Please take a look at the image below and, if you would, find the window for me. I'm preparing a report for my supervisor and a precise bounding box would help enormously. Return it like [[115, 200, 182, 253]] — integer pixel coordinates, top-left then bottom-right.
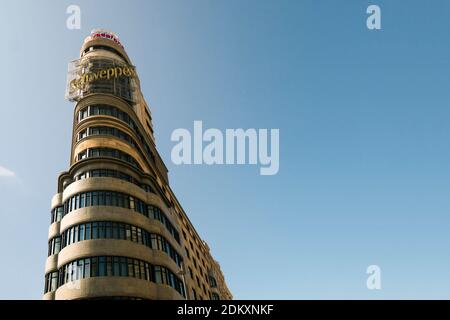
[[209, 276, 218, 288], [51, 206, 64, 223], [44, 271, 58, 294], [48, 237, 61, 256], [78, 129, 87, 141], [211, 293, 220, 300]]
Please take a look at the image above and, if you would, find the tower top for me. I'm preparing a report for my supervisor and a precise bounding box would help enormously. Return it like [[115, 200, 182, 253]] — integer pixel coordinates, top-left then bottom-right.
[[84, 29, 124, 48]]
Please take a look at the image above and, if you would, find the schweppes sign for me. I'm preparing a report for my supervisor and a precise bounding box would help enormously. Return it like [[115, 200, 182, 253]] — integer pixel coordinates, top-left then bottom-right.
[[65, 58, 137, 102], [70, 64, 137, 90]]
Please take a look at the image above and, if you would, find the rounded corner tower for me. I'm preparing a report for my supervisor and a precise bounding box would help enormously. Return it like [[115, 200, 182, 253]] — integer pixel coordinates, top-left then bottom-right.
[[43, 29, 232, 301]]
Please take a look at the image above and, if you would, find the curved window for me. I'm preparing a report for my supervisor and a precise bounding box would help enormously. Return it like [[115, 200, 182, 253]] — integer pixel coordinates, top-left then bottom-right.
[[77, 148, 141, 170], [60, 221, 182, 267], [62, 190, 180, 243], [57, 256, 185, 297], [50, 206, 64, 223], [44, 271, 58, 294], [78, 105, 155, 162], [48, 237, 62, 256], [83, 45, 128, 63], [75, 169, 154, 193]]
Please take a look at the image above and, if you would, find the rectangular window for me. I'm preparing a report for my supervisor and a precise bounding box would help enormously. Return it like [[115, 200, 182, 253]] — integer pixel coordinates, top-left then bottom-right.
[[73, 225, 79, 242], [54, 237, 61, 254], [113, 257, 120, 276], [134, 261, 140, 279], [119, 224, 125, 240], [80, 193, 85, 208], [168, 272, 175, 288], [105, 191, 111, 206], [145, 263, 151, 281], [112, 222, 119, 239], [50, 272, 58, 292], [92, 192, 99, 206], [85, 192, 91, 207], [99, 191, 105, 206], [117, 193, 124, 208], [154, 266, 163, 284], [98, 222, 106, 238], [106, 257, 113, 276], [56, 206, 63, 222], [78, 259, 84, 279], [137, 228, 143, 244], [140, 261, 145, 280], [131, 226, 137, 242], [84, 258, 90, 278], [125, 225, 131, 241], [120, 257, 127, 276], [105, 222, 112, 238], [150, 234, 158, 249], [92, 222, 98, 239], [85, 223, 91, 240], [128, 259, 135, 277], [135, 199, 142, 213], [79, 224, 85, 241], [99, 257, 106, 277]]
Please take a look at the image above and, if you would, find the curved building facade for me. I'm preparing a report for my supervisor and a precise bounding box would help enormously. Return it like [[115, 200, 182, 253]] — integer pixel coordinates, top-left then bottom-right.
[[43, 30, 232, 300]]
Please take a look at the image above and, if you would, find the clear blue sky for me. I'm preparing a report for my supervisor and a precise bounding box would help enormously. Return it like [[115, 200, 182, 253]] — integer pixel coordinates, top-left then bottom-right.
[[1, 0, 450, 299]]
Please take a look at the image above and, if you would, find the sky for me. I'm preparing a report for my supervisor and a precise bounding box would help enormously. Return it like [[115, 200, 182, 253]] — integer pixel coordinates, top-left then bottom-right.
[[1, 0, 450, 299]]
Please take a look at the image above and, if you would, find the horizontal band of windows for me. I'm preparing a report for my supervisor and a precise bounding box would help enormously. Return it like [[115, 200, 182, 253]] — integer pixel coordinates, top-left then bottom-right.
[[78, 105, 155, 162], [77, 126, 153, 168], [62, 190, 180, 243], [77, 126, 137, 148], [47, 255, 185, 297], [83, 46, 128, 63], [63, 168, 154, 193], [77, 148, 142, 170], [49, 221, 182, 267]]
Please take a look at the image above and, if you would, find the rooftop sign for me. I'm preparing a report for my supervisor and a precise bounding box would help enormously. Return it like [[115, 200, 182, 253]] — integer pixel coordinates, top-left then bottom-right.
[[65, 57, 136, 102], [88, 29, 124, 48]]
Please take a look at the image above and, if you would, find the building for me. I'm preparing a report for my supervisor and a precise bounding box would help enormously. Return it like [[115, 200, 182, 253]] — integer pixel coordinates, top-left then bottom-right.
[[43, 29, 232, 300]]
